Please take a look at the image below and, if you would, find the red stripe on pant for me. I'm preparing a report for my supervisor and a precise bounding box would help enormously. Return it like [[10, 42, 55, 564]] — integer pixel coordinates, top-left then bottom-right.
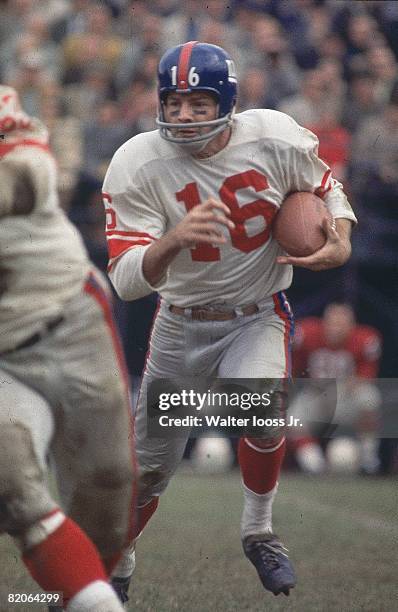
[[84, 272, 137, 567], [272, 292, 294, 378]]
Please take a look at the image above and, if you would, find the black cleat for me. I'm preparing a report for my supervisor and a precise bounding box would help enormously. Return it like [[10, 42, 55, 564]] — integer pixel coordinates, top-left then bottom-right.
[[243, 533, 296, 596], [112, 574, 132, 604]]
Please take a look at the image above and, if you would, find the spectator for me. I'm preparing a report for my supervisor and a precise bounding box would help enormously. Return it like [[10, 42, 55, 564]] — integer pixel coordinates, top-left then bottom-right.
[[366, 44, 398, 104], [344, 12, 385, 62], [317, 31, 347, 66], [350, 93, 398, 219], [83, 99, 128, 181], [245, 15, 300, 105], [62, 2, 126, 83], [310, 109, 351, 183], [341, 70, 383, 134], [238, 67, 277, 111], [278, 68, 329, 127], [23, 13, 63, 81], [160, 1, 205, 48], [7, 53, 56, 118], [39, 89, 83, 208], [115, 14, 165, 92], [51, 0, 91, 43], [63, 61, 113, 121]]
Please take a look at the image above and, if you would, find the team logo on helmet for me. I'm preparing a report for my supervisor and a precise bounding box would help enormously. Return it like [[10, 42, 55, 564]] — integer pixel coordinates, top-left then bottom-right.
[[156, 41, 238, 145]]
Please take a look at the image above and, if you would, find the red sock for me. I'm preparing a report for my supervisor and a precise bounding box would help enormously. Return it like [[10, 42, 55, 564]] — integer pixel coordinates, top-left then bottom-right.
[[23, 516, 107, 602], [238, 437, 286, 494], [133, 497, 159, 539]]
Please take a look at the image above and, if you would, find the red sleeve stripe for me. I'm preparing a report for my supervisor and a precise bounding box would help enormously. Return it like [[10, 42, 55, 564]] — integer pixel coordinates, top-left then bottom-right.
[[177, 41, 198, 89], [107, 237, 151, 259], [107, 243, 147, 272], [102, 191, 112, 203], [315, 169, 332, 198], [106, 230, 156, 240]]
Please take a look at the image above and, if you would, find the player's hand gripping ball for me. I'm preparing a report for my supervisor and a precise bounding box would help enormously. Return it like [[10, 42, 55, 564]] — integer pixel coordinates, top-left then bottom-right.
[[273, 192, 332, 257]]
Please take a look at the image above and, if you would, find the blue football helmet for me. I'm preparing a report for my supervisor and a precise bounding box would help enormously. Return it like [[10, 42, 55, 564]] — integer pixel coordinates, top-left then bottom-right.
[[156, 41, 238, 145]]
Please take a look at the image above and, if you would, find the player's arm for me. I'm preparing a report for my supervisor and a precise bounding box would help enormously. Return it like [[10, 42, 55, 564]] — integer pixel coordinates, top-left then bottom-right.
[[277, 123, 356, 271], [142, 198, 234, 286], [278, 217, 352, 271], [103, 150, 233, 299]]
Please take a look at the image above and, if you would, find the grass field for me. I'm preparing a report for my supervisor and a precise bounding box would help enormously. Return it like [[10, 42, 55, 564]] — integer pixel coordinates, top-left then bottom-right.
[[0, 469, 397, 612]]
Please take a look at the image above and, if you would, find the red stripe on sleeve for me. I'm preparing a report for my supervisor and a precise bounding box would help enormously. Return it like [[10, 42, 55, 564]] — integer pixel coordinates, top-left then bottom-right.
[[107, 238, 151, 260], [315, 169, 332, 198], [177, 41, 198, 89]]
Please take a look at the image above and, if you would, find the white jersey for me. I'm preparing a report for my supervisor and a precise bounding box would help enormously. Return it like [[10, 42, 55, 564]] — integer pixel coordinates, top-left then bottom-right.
[[0, 141, 90, 352], [103, 109, 357, 307]]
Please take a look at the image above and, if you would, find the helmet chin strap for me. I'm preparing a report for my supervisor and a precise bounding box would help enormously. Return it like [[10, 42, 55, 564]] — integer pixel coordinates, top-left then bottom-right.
[[156, 107, 235, 153]]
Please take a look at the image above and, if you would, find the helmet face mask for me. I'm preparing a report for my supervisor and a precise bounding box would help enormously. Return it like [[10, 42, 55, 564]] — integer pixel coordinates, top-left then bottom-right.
[[156, 41, 238, 146]]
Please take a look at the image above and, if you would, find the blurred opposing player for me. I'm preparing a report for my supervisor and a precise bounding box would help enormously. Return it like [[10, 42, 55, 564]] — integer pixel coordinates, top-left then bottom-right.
[[103, 42, 357, 600], [290, 303, 382, 474], [0, 86, 135, 611]]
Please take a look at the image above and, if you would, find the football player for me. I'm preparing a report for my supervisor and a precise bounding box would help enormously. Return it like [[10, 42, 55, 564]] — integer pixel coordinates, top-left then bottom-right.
[[0, 86, 135, 611], [103, 42, 357, 601], [290, 303, 382, 474]]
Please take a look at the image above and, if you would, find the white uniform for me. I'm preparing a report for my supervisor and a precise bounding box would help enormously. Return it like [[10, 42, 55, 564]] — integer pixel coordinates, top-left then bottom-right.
[[0, 142, 90, 351], [0, 88, 134, 560], [103, 109, 356, 305], [103, 109, 357, 505]]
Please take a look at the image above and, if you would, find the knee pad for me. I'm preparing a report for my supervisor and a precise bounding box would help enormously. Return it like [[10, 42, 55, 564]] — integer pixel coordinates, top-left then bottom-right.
[[0, 423, 55, 534]]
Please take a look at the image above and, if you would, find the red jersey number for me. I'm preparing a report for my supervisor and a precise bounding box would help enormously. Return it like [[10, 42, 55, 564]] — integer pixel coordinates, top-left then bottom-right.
[[176, 182, 220, 261], [102, 192, 117, 230], [176, 170, 276, 262]]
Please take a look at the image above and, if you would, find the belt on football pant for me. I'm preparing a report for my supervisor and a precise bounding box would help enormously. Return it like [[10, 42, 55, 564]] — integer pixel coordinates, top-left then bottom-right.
[[0, 315, 64, 356], [168, 303, 259, 321]]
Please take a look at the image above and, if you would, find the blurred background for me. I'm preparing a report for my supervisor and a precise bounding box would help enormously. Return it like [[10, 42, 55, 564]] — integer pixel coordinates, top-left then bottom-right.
[[1, 0, 397, 475]]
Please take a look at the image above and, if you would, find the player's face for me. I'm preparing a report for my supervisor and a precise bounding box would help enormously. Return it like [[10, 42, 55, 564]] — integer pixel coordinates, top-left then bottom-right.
[[163, 91, 218, 138], [323, 305, 355, 346]]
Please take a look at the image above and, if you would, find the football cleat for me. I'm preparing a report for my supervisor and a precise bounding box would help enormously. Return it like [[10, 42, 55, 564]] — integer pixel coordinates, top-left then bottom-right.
[[242, 533, 296, 596], [111, 574, 132, 604]]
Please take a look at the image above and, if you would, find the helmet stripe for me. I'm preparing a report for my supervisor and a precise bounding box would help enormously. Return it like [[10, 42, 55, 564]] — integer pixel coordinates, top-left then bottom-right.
[[177, 40, 198, 89]]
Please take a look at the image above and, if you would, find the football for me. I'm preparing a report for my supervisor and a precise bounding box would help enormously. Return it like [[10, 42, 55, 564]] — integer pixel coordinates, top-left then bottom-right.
[[273, 191, 331, 257]]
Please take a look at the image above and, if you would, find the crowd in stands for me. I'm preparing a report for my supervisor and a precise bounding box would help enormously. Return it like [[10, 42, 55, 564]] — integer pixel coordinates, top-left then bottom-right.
[[1, 0, 397, 392]]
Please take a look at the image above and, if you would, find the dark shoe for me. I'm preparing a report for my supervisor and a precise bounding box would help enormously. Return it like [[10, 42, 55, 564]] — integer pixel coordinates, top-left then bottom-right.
[[112, 574, 132, 604], [243, 533, 296, 596]]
